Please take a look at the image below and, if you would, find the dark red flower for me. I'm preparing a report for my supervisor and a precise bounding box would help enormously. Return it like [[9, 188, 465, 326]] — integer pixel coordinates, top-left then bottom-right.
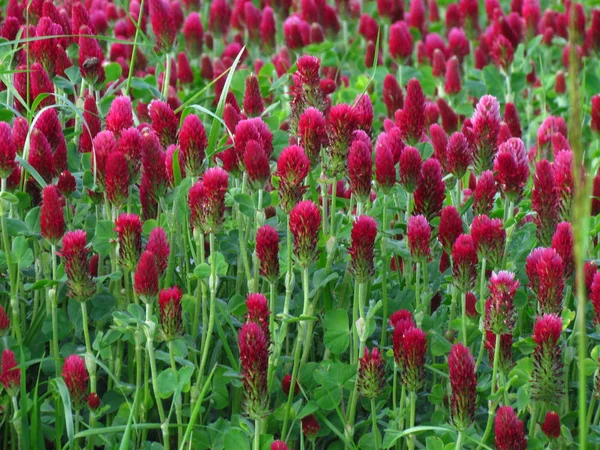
[[234, 118, 274, 169], [445, 57, 462, 95], [473, 171, 496, 216], [147, 227, 170, 276], [452, 234, 478, 293], [302, 414, 320, 438], [57, 171, 76, 197], [62, 355, 89, 410], [281, 373, 299, 396], [531, 313, 563, 404], [398, 326, 427, 391], [239, 322, 269, 419], [40, 185, 65, 244], [375, 136, 396, 193], [349, 216, 377, 282], [88, 392, 101, 410], [382, 74, 403, 118], [158, 286, 183, 340], [289, 200, 321, 267], [0, 122, 16, 178], [260, 7, 276, 49], [149, 100, 179, 147], [471, 215, 505, 269], [397, 79, 425, 145], [357, 347, 386, 398], [105, 151, 130, 208], [398, 146, 422, 193], [492, 35, 514, 71], [61, 230, 94, 302], [494, 138, 529, 204], [0, 305, 9, 337], [115, 213, 142, 271], [183, 12, 203, 55], [390, 310, 415, 330], [495, 406, 527, 450], [448, 343, 477, 431], [149, 0, 175, 53], [471, 95, 501, 173], [141, 130, 168, 202], [414, 158, 446, 221], [347, 139, 372, 202], [297, 107, 327, 166], [503, 102, 521, 138], [389, 21, 413, 61], [326, 104, 359, 177], [526, 247, 564, 315], [78, 25, 105, 85], [29, 129, 55, 183], [484, 271, 519, 335], [438, 206, 463, 253], [0, 349, 20, 396], [447, 132, 472, 179], [590, 271, 600, 325], [256, 225, 279, 283], [531, 160, 559, 246], [243, 74, 264, 117], [271, 441, 289, 450], [437, 98, 459, 133], [134, 251, 159, 302], [541, 411, 561, 439], [276, 145, 310, 212], [246, 293, 270, 344], [407, 215, 431, 261], [485, 331, 513, 370], [106, 96, 133, 136], [177, 114, 206, 177], [551, 222, 573, 279], [188, 167, 229, 234]]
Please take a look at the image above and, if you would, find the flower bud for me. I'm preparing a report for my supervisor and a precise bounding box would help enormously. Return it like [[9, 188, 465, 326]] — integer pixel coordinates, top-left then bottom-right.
[[448, 343, 477, 431], [159, 286, 183, 340], [357, 347, 386, 398]]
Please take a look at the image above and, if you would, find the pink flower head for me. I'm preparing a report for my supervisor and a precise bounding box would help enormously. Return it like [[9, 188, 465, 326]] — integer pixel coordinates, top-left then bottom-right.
[[445, 57, 462, 95], [134, 251, 159, 302], [271, 441, 289, 450], [407, 215, 431, 261], [471, 95, 501, 173], [357, 347, 386, 398], [0, 122, 16, 178], [106, 96, 133, 136], [504, 103, 521, 138], [188, 167, 229, 234], [398, 146, 422, 193], [62, 355, 89, 410], [243, 141, 270, 191], [354, 94, 374, 135], [347, 139, 372, 202], [531, 159, 559, 246], [149, 0, 175, 53], [493, 138, 529, 204], [256, 225, 279, 283], [28, 128, 55, 183], [238, 322, 269, 419], [398, 326, 427, 391], [78, 25, 105, 86], [61, 231, 94, 301], [0, 349, 20, 396], [289, 200, 321, 267], [526, 247, 564, 315], [473, 171, 496, 216], [495, 406, 527, 450], [115, 213, 142, 271], [389, 21, 413, 61], [40, 185, 65, 244], [349, 215, 378, 282], [149, 100, 179, 147], [492, 35, 514, 71], [158, 286, 183, 340], [234, 118, 274, 168], [591, 95, 600, 134], [398, 79, 426, 145], [390, 310, 415, 330], [531, 313, 563, 404], [439, 206, 463, 253], [208, 0, 230, 35], [590, 271, 600, 326], [447, 132, 472, 179], [484, 271, 518, 335], [105, 151, 130, 208], [326, 103, 359, 177], [471, 215, 505, 269], [246, 293, 270, 344], [147, 227, 170, 275], [179, 114, 207, 177], [448, 343, 477, 431], [522, 0, 540, 37], [243, 74, 264, 117], [553, 150, 573, 220], [414, 158, 446, 221], [541, 411, 561, 439], [375, 136, 396, 193], [452, 234, 478, 293], [298, 107, 327, 167], [551, 222, 573, 279], [383, 74, 403, 118], [261, 7, 276, 49], [183, 12, 203, 55], [276, 145, 310, 212], [141, 130, 168, 202]]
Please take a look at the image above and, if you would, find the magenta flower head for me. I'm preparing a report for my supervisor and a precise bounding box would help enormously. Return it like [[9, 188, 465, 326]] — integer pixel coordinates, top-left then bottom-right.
[[40, 185, 65, 245], [471, 95, 501, 173], [399, 146, 422, 193], [484, 271, 519, 335], [541, 411, 561, 439], [57, 171, 76, 198], [261, 7, 276, 50], [188, 167, 229, 234], [149, 0, 176, 53], [492, 35, 514, 71], [349, 215, 377, 282], [326, 103, 359, 177], [106, 96, 133, 137], [62, 355, 89, 410], [383, 74, 403, 118], [504, 103, 522, 138], [78, 25, 105, 86], [179, 114, 207, 177], [149, 100, 179, 147], [390, 310, 415, 331], [114, 213, 142, 272], [147, 227, 170, 276], [357, 347, 386, 398], [389, 21, 413, 62], [271, 441, 289, 450], [551, 222, 573, 279], [553, 150, 573, 221], [134, 250, 159, 303], [439, 205, 464, 257], [430, 124, 449, 173], [0, 122, 16, 178], [276, 145, 310, 212], [591, 272, 600, 326], [243, 74, 264, 117], [531, 159, 559, 246], [447, 132, 472, 179], [28, 130, 55, 183], [452, 234, 478, 293], [0, 349, 21, 397], [448, 343, 477, 431], [61, 231, 94, 302], [289, 200, 321, 268], [105, 152, 130, 209], [246, 293, 270, 345], [493, 138, 529, 204], [256, 225, 279, 283], [526, 247, 564, 315], [183, 12, 203, 55], [473, 171, 496, 216], [297, 107, 327, 167], [158, 286, 183, 340], [495, 406, 527, 450], [471, 215, 505, 269], [414, 158, 446, 221], [234, 118, 274, 170], [398, 326, 427, 391], [347, 139, 372, 203], [88, 392, 101, 411], [238, 322, 269, 419], [407, 215, 431, 261], [302, 414, 320, 439], [531, 313, 564, 405], [445, 56, 462, 95], [375, 136, 396, 193], [244, 141, 270, 191], [591, 95, 600, 134], [398, 79, 426, 145], [0, 305, 9, 337]]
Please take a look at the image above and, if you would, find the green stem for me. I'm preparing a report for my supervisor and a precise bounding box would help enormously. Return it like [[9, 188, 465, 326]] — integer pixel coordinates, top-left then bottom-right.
[[415, 262, 421, 326], [370, 398, 380, 449], [330, 179, 337, 237], [50, 289, 61, 375], [528, 405, 538, 438], [408, 391, 416, 450], [124, 0, 145, 96], [380, 194, 389, 346], [392, 362, 398, 417], [134, 330, 143, 444], [254, 419, 261, 450], [460, 292, 467, 345], [192, 231, 206, 341], [81, 302, 97, 450], [162, 53, 172, 100], [197, 233, 217, 389], [168, 340, 183, 447], [267, 281, 277, 392], [477, 334, 501, 449], [455, 431, 463, 450]]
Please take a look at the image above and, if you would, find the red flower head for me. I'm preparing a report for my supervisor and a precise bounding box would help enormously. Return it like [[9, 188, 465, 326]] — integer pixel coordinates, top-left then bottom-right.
[[437, 98, 459, 133], [447, 132, 472, 179], [414, 158, 446, 221], [260, 7, 276, 50], [389, 21, 413, 61], [256, 225, 279, 283], [149, 0, 175, 53], [471, 95, 501, 173], [238, 322, 269, 419], [15, 62, 55, 113], [349, 215, 377, 282], [188, 167, 229, 234], [347, 139, 372, 203], [62, 355, 89, 410], [495, 406, 527, 450], [178, 114, 207, 178], [354, 94, 374, 135], [473, 171, 496, 216], [57, 170, 76, 197], [390, 310, 415, 330], [177, 52, 193, 85], [276, 145, 310, 212], [158, 286, 183, 340], [592, 95, 600, 134], [375, 136, 396, 193], [551, 222, 573, 279], [11, 117, 28, 154], [522, 0, 540, 37], [430, 124, 449, 172], [134, 251, 159, 303], [302, 414, 320, 438], [531, 160, 559, 246], [0, 122, 16, 178], [149, 100, 179, 147], [141, 130, 168, 202], [246, 293, 270, 344], [357, 347, 386, 398], [106, 96, 133, 137], [541, 411, 561, 439], [492, 35, 514, 71], [78, 25, 105, 86], [40, 185, 65, 244], [115, 213, 142, 271], [398, 146, 422, 193], [494, 138, 529, 204], [398, 326, 427, 391], [244, 141, 270, 191], [526, 247, 564, 314], [183, 12, 203, 55], [147, 227, 170, 276], [444, 57, 462, 95], [439, 206, 463, 254], [289, 200, 321, 267], [243, 74, 264, 117], [271, 441, 289, 450], [452, 234, 478, 293], [471, 215, 505, 269], [398, 79, 426, 145], [61, 230, 94, 302], [503, 103, 521, 138], [407, 215, 431, 261], [29, 129, 55, 183], [0, 349, 20, 396], [298, 107, 327, 167], [208, 0, 230, 35], [326, 103, 359, 177], [553, 150, 573, 221], [281, 373, 299, 396], [0, 305, 9, 337], [234, 118, 274, 169], [531, 313, 564, 404], [484, 271, 518, 335], [382, 74, 403, 118], [448, 343, 477, 431], [88, 392, 101, 410], [105, 151, 130, 208], [590, 271, 600, 326], [35, 108, 67, 176]]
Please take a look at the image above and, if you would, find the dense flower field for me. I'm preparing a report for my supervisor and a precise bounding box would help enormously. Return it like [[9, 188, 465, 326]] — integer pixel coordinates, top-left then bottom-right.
[[0, 0, 599, 448]]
